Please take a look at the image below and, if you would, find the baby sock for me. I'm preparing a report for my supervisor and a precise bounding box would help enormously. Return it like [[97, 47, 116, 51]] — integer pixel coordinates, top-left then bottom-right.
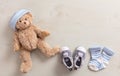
[[88, 46, 105, 71], [101, 47, 114, 67]]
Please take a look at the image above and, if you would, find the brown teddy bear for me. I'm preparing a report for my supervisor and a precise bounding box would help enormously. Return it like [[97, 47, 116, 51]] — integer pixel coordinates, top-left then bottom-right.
[[9, 9, 60, 73]]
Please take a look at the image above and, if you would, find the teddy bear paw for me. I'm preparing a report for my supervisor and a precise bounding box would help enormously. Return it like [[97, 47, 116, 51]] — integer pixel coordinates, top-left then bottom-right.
[[20, 62, 32, 73]]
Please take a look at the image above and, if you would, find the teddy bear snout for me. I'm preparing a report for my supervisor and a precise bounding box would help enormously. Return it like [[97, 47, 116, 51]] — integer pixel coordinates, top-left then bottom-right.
[[22, 21, 29, 25]]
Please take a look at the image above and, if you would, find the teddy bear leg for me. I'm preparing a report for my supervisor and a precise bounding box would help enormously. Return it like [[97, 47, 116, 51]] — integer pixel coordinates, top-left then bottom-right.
[[20, 49, 32, 73], [37, 39, 60, 57]]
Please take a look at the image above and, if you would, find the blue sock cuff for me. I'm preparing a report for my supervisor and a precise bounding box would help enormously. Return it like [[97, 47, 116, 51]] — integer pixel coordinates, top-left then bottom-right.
[[89, 47, 101, 55], [102, 47, 114, 56]]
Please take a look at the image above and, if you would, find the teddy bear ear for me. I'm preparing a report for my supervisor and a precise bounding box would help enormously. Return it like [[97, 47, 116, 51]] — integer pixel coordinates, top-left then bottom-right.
[[27, 12, 32, 17]]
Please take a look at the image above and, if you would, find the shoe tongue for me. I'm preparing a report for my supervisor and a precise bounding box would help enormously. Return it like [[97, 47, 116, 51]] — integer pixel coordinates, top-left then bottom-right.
[[65, 58, 70, 62], [77, 57, 81, 61], [78, 52, 84, 57], [63, 52, 69, 56], [76, 57, 82, 66], [64, 57, 72, 67]]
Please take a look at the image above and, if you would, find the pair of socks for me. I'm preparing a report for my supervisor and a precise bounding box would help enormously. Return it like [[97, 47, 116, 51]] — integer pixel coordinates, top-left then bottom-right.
[[88, 46, 114, 71], [61, 46, 86, 71]]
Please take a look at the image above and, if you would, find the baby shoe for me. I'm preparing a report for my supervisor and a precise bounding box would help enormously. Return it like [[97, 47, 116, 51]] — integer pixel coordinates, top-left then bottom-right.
[[61, 46, 73, 71], [73, 46, 86, 70]]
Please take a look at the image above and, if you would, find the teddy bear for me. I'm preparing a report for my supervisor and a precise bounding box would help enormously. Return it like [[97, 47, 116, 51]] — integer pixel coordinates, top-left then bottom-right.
[[9, 9, 60, 73]]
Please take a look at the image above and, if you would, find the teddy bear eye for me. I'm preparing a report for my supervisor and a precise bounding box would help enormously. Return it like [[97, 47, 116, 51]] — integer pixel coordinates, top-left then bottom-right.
[[19, 20, 21, 22], [25, 18, 27, 20]]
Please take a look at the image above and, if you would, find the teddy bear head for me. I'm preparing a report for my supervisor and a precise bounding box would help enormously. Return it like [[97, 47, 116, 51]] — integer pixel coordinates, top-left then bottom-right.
[[16, 13, 32, 30], [10, 9, 33, 31]]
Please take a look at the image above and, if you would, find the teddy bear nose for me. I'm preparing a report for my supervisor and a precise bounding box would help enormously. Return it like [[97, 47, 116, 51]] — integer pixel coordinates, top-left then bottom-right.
[[24, 22, 26, 24]]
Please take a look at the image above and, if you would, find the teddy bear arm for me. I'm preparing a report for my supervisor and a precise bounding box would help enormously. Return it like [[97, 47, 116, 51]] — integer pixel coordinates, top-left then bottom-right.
[[13, 32, 21, 52], [41, 30, 50, 37], [33, 25, 50, 39]]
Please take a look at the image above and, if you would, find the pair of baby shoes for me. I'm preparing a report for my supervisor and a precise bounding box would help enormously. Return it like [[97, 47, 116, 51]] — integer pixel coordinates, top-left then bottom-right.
[[61, 46, 86, 71]]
